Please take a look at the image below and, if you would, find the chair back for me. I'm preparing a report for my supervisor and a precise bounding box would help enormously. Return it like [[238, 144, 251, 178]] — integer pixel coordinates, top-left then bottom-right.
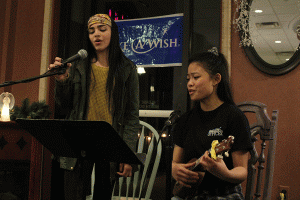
[[237, 101, 279, 200], [112, 120, 162, 200]]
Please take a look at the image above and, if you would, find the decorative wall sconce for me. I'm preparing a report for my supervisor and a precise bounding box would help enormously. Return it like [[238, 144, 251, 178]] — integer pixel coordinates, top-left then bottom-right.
[[0, 92, 15, 121]]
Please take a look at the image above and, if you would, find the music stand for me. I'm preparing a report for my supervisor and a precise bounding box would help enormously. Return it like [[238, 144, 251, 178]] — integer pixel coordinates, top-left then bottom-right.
[[16, 119, 145, 165]]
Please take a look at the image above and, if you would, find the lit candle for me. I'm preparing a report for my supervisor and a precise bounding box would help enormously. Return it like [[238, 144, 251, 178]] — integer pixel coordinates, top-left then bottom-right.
[[0, 92, 14, 122], [1, 96, 11, 121]]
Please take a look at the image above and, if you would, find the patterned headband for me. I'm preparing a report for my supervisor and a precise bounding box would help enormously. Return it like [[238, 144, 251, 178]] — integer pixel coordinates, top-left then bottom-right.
[[88, 14, 112, 28]]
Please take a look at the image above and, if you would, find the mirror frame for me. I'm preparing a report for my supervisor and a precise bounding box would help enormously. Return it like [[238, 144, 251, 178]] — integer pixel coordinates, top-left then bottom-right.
[[237, 0, 300, 76]]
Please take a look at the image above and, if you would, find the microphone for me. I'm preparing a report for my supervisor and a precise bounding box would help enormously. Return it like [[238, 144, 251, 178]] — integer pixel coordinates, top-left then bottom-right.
[[61, 49, 88, 65], [50, 49, 88, 74], [165, 110, 181, 126]]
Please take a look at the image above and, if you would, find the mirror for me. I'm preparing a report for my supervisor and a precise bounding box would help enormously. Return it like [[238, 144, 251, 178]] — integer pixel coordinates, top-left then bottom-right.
[[235, 0, 300, 75]]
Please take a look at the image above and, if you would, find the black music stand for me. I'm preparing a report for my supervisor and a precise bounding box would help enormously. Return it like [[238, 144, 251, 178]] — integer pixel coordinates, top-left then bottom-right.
[[16, 119, 145, 165]]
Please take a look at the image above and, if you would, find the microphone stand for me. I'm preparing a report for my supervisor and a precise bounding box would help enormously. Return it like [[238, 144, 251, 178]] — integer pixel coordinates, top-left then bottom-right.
[[157, 112, 180, 200], [0, 67, 67, 88], [161, 123, 173, 200], [138, 111, 180, 200], [138, 119, 174, 200]]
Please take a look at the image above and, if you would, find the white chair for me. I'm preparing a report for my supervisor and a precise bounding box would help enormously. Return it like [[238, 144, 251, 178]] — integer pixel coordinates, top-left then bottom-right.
[[111, 120, 162, 200], [87, 120, 162, 200]]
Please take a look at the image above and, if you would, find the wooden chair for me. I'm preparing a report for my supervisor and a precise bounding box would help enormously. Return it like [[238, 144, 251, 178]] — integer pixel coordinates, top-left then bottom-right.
[[111, 120, 162, 200], [237, 101, 279, 200]]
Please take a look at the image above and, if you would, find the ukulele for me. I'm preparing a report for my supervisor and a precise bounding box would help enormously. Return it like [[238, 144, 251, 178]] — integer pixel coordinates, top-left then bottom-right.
[[172, 135, 235, 199]]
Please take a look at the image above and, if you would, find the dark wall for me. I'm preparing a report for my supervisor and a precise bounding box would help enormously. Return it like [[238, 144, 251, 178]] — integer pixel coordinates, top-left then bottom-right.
[[192, 0, 221, 54]]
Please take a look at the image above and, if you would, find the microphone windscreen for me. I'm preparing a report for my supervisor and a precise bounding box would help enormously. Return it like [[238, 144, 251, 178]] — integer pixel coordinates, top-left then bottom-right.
[[78, 49, 88, 59]]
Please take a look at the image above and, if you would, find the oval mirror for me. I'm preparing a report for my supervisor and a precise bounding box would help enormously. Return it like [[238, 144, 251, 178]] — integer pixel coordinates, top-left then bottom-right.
[[237, 0, 300, 75]]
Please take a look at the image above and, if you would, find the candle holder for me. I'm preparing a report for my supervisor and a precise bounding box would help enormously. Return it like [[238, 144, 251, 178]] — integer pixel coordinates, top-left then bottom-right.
[[0, 92, 15, 121]]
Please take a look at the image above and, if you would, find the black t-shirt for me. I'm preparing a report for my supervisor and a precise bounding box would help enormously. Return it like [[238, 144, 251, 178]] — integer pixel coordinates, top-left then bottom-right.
[[173, 102, 253, 194]]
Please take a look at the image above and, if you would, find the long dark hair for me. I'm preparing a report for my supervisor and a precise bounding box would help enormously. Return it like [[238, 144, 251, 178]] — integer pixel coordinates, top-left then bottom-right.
[[86, 16, 128, 114], [188, 51, 235, 105]]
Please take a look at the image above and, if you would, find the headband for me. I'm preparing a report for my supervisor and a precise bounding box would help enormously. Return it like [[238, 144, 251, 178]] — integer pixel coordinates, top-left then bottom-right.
[[88, 14, 112, 28]]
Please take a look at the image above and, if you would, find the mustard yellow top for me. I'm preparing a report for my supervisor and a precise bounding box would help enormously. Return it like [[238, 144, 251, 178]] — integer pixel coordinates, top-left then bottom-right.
[[87, 63, 112, 125]]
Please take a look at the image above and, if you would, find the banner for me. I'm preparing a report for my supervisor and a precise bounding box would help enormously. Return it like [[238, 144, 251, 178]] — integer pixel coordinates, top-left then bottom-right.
[[116, 14, 183, 67]]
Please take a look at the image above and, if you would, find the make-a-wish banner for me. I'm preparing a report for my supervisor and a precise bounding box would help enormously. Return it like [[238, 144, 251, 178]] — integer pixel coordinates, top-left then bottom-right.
[[116, 13, 183, 67]]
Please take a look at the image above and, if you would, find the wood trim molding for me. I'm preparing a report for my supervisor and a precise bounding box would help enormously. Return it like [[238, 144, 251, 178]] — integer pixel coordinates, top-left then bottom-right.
[[221, 0, 232, 76], [39, 0, 53, 102]]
